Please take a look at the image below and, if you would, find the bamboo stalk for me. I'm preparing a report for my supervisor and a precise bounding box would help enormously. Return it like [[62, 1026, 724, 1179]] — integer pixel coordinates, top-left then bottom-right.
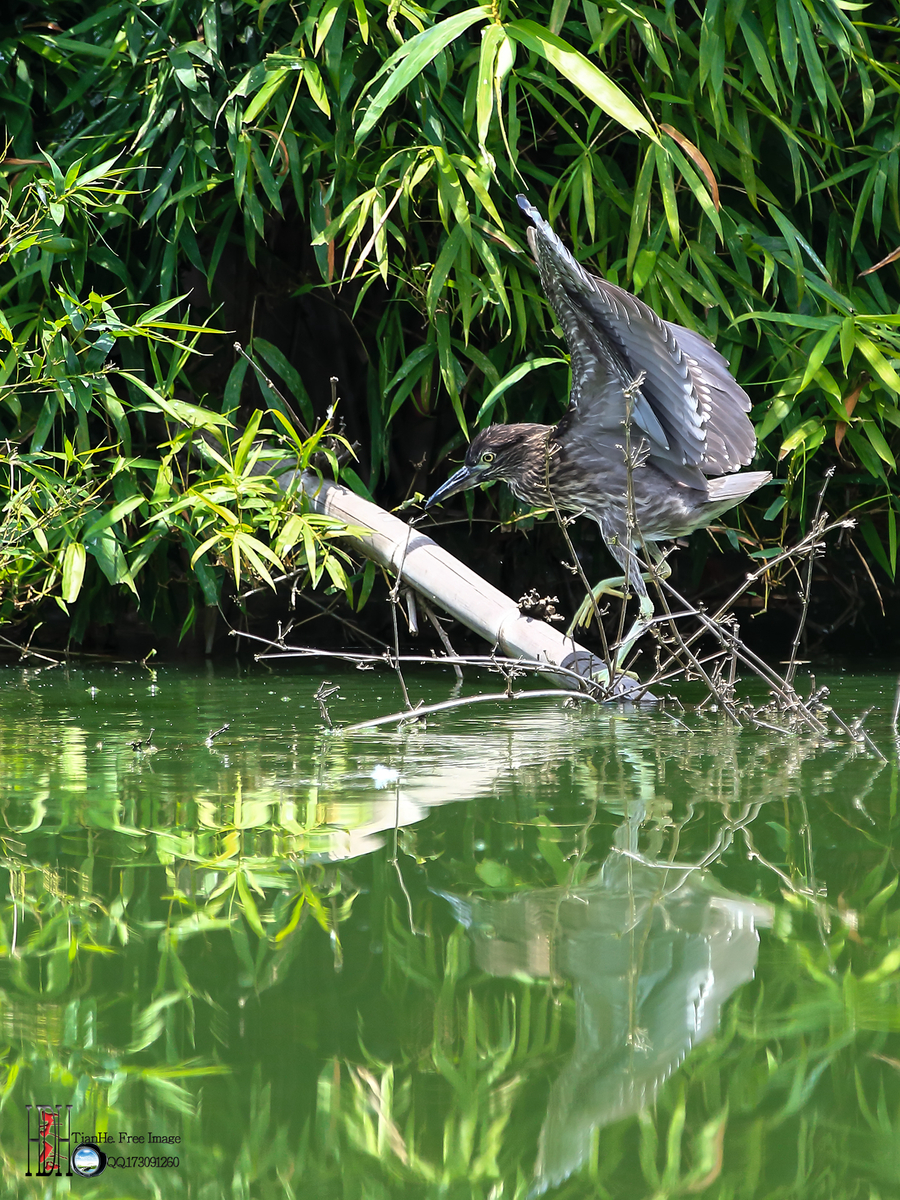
[[277, 468, 648, 701]]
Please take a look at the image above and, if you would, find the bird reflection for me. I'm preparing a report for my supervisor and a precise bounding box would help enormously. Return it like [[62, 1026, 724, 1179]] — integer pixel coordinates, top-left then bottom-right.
[[444, 821, 772, 1194]]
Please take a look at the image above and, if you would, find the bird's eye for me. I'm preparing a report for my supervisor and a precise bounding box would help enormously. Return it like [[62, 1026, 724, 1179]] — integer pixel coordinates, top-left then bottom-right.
[[481, 452, 495, 464]]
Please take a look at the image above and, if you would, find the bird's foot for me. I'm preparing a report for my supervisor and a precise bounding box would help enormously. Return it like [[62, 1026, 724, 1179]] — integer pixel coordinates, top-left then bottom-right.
[[568, 576, 656, 636], [568, 577, 629, 635]]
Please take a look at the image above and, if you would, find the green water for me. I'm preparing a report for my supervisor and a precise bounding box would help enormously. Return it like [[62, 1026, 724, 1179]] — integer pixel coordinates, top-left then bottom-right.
[[2, 662, 900, 1199]]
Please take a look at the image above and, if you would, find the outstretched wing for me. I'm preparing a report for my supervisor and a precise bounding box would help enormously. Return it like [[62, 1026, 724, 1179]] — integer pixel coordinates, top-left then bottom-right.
[[517, 195, 756, 487]]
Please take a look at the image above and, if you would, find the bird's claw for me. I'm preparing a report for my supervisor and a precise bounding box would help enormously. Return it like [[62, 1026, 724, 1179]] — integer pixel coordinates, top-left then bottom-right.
[[568, 582, 626, 634]]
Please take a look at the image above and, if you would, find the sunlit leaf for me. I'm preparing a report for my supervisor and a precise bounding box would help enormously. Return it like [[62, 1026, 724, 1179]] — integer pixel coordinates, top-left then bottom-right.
[[61, 541, 86, 603], [355, 8, 491, 144]]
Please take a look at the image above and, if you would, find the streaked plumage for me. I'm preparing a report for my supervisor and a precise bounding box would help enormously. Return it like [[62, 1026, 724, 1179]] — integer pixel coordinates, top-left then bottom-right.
[[427, 197, 771, 613]]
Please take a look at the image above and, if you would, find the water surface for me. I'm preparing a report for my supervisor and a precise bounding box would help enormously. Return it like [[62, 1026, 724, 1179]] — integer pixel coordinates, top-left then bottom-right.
[[2, 662, 899, 1198]]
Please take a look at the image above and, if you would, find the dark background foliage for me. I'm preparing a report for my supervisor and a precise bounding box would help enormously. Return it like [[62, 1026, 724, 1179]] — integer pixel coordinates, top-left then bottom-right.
[[1, 0, 899, 657]]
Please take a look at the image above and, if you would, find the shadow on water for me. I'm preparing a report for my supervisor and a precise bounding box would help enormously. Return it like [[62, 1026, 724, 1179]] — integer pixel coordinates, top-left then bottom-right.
[[0, 663, 899, 1197]]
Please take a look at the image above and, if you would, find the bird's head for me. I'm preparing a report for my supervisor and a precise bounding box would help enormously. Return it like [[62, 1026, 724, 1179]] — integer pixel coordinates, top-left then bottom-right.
[[425, 425, 547, 508]]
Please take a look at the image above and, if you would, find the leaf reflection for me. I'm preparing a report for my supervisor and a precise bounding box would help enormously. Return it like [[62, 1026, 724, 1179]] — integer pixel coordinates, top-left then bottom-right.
[[1, 671, 899, 1196]]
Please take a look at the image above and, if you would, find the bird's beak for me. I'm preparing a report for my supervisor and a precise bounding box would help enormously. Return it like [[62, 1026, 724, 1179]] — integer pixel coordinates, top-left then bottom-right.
[[425, 463, 479, 508]]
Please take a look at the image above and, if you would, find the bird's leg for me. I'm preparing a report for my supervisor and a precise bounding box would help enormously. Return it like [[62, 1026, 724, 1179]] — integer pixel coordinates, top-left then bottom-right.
[[569, 546, 672, 667], [612, 548, 673, 664], [610, 593, 656, 664]]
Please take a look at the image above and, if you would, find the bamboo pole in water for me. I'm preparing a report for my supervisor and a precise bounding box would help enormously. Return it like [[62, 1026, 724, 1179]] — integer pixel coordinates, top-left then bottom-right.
[[274, 468, 645, 700]]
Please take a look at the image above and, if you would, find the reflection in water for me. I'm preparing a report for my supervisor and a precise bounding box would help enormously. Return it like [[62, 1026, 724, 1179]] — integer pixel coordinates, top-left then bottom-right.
[[1, 665, 896, 1199], [446, 822, 773, 1194], [1, 665, 883, 872]]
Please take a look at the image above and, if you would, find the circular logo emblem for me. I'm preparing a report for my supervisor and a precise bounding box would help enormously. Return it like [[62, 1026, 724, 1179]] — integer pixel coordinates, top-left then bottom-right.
[[71, 1143, 107, 1177]]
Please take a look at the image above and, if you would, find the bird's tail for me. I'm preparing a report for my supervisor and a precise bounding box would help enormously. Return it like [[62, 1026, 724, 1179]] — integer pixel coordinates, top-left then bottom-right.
[[705, 470, 772, 507]]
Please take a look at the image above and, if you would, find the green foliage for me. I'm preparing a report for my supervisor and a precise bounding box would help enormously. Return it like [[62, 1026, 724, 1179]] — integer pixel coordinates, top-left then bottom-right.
[[2, 0, 900, 636], [0, 161, 356, 632]]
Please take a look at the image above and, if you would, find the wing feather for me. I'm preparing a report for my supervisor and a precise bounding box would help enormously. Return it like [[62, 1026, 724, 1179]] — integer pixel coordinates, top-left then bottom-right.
[[518, 196, 756, 483]]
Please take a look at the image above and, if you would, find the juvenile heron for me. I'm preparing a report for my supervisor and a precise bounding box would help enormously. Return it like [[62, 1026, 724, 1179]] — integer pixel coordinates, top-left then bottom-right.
[[426, 195, 771, 652]]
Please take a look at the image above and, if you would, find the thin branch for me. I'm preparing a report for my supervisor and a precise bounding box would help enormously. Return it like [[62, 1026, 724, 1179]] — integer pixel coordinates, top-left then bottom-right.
[[419, 597, 464, 683], [231, 629, 617, 694], [388, 522, 415, 711], [785, 467, 833, 689], [338, 687, 595, 733], [540, 428, 615, 679], [233, 341, 308, 437]]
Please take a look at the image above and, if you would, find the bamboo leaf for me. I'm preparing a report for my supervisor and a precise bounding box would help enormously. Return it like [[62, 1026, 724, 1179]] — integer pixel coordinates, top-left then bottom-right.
[[627, 146, 656, 275], [82, 494, 145, 540], [190, 533, 221, 567], [472, 229, 510, 321], [860, 513, 892, 573], [85, 527, 138, 595], [355, 8, 491, 144], [140, 145, 186, 225], [273, 514, 305, 557], [302, 518, 321, 587], [660, 125, 719, 210], [427, 224, 467, 319], [432, 148, 472, 239], [740, 15, 780, 107], [476, 358, 566, 421], [798, 326, 839, 393], [324, 552, 350, 594], [654, 143, 680, 245], [861, 420, 897, 470], [476, 26, 505, 148], [436, 312, 467, 435], [233, 408, 264, 475], [236, 871, 266, 938], [507, 20, 657, 140], [779, 417, 823, 459], [855, 330, 900, 394], [789, 0, 828, 110], [302, 60, 331, 118], [314, 0, 343, 57], [61, 541, 86, 603], [776, 0, 799, 87], [252, 338, 315, 427], [352, 0, 369, 43]]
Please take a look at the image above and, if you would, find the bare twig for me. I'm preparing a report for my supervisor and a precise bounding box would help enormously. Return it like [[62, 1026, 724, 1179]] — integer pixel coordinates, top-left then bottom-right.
[[230, 629, 620, 695], [0, 632, 59, 665], [419, 598, 464, 683], [339, 687, 595, 733], [537, 424, 616, 681], [388, 524, 415, 710], [653, 574, 827, 732], [633, 567, 745, 722], [639, 513, 861, 732], [233, 341, 308, 437], [618, 371, 646, 658], [785, 467, 833, 689], [314, 681, 341, 729]]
